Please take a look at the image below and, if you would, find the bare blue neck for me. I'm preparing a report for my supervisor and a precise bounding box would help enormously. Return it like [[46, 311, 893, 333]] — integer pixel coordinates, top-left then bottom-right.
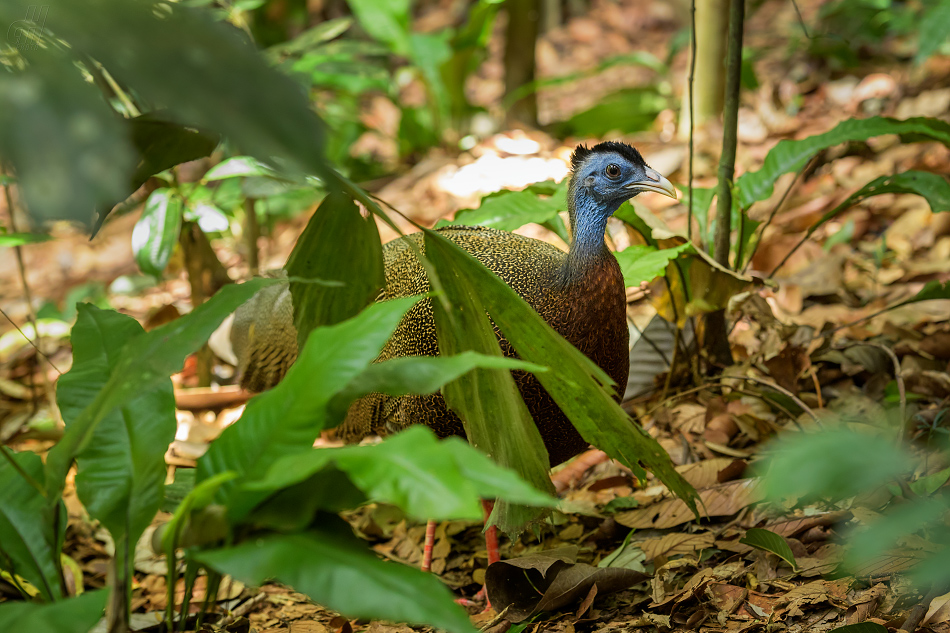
[[563, 180, 620, 279]]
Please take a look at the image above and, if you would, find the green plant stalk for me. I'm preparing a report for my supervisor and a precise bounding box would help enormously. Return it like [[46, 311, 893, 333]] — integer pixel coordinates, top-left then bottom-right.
[[105, 533, 130, 633], [687, 0, 697, 242], [713, 0, 743, 268], [244, 197, 259, 276], [705, 0, 744, 369]]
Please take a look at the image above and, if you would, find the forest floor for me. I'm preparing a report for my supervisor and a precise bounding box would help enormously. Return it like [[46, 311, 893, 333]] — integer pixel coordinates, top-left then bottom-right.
[[2, 0, 950, 631]]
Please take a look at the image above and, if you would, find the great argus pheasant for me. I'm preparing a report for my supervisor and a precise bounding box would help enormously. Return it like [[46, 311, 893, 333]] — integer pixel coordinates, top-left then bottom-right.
[[231, 141, 676, 581]]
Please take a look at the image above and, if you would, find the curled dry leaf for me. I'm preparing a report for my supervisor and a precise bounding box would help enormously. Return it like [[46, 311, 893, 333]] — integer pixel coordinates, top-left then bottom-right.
[[676, 458, 741, 489], [484, 546, 650, 622]]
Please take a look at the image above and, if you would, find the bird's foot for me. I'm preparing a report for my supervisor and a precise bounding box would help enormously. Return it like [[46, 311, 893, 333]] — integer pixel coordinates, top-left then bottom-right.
[[455, 585, 491, 613]]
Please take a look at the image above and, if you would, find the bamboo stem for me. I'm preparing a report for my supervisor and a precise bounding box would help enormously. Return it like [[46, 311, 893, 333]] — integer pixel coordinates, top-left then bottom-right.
[[703, 0, 744, 369]]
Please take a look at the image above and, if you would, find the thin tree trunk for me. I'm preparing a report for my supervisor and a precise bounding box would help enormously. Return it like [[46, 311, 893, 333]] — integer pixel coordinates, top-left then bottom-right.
[[504, 0, 540, 127], [541, 0, 561, 33], [704, 0, 744, 369], [678, 0, 729, 137]]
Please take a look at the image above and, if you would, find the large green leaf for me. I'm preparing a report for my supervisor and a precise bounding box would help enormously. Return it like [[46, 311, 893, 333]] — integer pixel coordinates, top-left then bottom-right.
[[55, 305, 176, 604], [126, 113, 219, 190], [736, 117, 950, 208], [91, 112, 220, 235], [286, 192, 385, 347], [844, 497, 949, 574], [761, 428, 914, 503], [197, 530, 475, 633], [45, 278, 278, 501], [899, 279, 950, 306], [444, 181, 567, 233], [131, 188, 183, 277], [739, 528, 798, 570], [0, 450, 64, 601], [800, 171, 950, 246], [614, 243, 692, 288], [2, 0, 329, 177], [0, 49, 133, 227], [328, 351, 546, 417], [424, 232, 556, 535], [249, 425, 556, 520], [0, 590, 107, 633], [916, 0, 950, 63], [346, 0, 412, 56], [551, 88, 668, 137], [203, 156, 274, 181], [196, 296, 421, 522], [424, 230, 699, 513]]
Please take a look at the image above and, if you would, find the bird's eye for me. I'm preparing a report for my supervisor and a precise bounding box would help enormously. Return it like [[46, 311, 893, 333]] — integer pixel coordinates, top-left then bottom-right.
[[605, 164, 622, 179]]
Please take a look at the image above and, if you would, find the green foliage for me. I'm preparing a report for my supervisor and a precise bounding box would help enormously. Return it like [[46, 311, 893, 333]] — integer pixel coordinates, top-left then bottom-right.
[[45, 278, 279, 502], [0, 232, 52, 247], [425, 232, 558, 534], [899, 280, 950, 305], [423, 230, 700, 516], [761, 425, 950, 587], [0, 0, 330, 227], [0, 49, 134, 227], [197, 530, 476, 633], [445, 180, 568, 236], [197, 296, 423, 522], [762, 428, 913, 503], [739, 528, 798, 570], [131, 188, 184, 277], [736, 117, 950, 209], [551, 88, 669, 138], [250, 425, 556, 520], [917, 1, 950, 62], [56, 305, 177, 609], [0, 591, 108, 633], [286, 192, 385, 347], [615, 244, 692, 288], [809, 0, 948, 67], [0, 450, 65, 601]]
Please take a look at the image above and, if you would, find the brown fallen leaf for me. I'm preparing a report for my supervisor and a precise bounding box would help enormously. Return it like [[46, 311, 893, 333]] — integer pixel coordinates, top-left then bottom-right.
[[676, 458, 741, 489], [764, 510, 852, 538], [638, 532, 716, 563], [484, 546, 649, 622], [615, 478, 766, 529]]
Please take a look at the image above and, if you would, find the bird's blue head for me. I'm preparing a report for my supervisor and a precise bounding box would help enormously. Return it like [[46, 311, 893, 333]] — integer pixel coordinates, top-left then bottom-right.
[[567, 141, 677, 255]]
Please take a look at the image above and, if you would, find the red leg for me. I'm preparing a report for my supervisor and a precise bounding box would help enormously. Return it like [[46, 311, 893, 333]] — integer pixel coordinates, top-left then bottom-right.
[[421, 519, 437, 573], [482, 499, 500, 566]]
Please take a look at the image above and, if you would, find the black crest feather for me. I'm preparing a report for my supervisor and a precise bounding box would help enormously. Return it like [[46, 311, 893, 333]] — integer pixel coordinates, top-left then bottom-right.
[[570, 141, 645, 172]]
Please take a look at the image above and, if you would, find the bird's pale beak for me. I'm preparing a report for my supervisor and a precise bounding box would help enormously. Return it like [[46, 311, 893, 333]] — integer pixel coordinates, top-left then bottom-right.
[[625, 167, 677, 199]]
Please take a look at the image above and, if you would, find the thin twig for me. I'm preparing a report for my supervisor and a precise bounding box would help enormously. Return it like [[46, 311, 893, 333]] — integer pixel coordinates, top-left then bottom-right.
[[725, 375, 822, 426], [0, 306, 62, 373], [2, 171, 63, 419], [790, 0, 811, 39], [898, 580, 950, 633], [742, 157, 814, 275], [687, 0, 696, 243]]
